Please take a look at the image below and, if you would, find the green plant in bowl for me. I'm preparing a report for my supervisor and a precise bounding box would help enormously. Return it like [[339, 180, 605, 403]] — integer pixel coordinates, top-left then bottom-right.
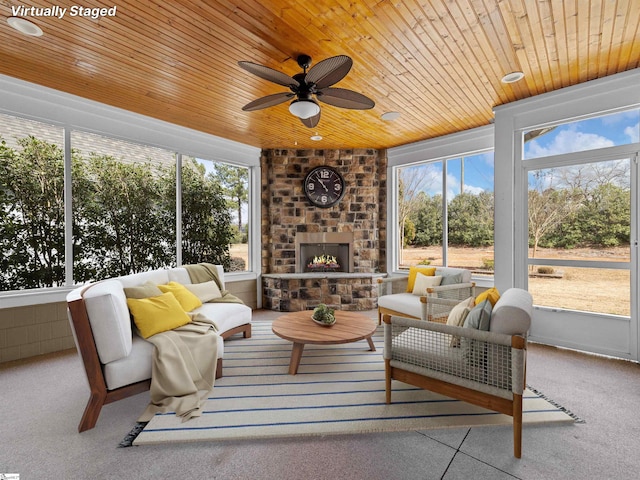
[[312, 304, 336, 326]]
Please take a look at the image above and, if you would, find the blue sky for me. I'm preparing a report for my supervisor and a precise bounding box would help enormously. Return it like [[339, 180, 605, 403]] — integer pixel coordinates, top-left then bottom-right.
[[403, 108, 640, 198]]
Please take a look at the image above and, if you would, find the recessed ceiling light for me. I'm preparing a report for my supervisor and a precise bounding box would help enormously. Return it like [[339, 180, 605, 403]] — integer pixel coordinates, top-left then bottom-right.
[[7, 17, 43, 37], [310, 134, 323, 141], [501, 71, 525, 84], [381, 111, 401, 121]]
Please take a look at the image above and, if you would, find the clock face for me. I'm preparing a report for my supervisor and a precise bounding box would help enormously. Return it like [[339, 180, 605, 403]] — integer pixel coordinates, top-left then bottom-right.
[[303, 166, 345, 208]]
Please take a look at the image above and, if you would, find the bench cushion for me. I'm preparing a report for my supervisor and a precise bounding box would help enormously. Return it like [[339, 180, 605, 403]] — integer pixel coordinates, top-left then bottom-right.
[[378, 292, 422, 318]]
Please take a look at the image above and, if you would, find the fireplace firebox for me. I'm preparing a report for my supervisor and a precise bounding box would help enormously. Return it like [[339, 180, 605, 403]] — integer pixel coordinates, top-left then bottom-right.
[[295, 232, 354, 273]]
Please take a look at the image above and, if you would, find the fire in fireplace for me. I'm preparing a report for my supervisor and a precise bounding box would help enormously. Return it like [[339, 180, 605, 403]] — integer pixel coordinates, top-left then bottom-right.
[[295, 232, 354, 273]]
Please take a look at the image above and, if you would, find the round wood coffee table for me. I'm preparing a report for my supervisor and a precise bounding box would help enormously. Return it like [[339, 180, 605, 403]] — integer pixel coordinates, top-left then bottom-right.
[[272, 311, 377, 374]]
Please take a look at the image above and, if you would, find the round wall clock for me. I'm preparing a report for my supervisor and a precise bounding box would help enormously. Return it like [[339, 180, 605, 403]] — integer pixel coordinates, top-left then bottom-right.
[[303, 166, 345, 208]]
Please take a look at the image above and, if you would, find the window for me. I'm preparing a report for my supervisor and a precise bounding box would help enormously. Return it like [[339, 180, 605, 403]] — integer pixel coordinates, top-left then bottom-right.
[[71, 130, 177, 282], [0, 110, 254, 294], [526, 159, 631, 316], [396, 151, 494, 274], [0, 114, 65, 290], [523, 109, 640, 160], [181, 157, 249, 271]]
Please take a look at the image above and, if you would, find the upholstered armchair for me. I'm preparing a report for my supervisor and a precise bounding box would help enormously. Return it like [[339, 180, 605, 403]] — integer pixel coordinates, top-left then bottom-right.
[[377, 266, 476, 324]]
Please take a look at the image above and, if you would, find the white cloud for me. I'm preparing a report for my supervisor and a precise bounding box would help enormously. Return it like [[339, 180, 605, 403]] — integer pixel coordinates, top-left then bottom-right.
[[624, 122, 639, 143], [526, 127, 615, 158]]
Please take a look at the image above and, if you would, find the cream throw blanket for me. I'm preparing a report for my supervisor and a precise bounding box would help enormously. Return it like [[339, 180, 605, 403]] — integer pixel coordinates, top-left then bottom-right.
[[138, 319, 218, 422]]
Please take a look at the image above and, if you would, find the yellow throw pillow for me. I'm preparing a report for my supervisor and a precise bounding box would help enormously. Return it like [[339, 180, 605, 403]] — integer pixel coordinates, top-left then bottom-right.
[[127, 292, 191, 339], [475, 287, 501, 306], [406, 266, 436, 292], [158, 281, 203, 312]]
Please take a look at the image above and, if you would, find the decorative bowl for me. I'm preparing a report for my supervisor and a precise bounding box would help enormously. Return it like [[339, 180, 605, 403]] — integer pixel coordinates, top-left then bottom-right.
[[312, 316, 336, 327]]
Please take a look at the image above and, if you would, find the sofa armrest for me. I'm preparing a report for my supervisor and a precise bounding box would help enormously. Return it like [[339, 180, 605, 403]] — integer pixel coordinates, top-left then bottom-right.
[[425, 282, 476, 299], [377, 276, 408, 296]]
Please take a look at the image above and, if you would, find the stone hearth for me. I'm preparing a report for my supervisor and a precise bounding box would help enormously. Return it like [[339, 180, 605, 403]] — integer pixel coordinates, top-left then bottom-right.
[[261, 148, 387, 311]]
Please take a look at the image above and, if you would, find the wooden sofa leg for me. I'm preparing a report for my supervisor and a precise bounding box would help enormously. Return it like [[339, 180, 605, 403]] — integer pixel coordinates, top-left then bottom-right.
[[78, 390, 107, 433], [513, 393, 523, 458], [215, 357, 223, 379]]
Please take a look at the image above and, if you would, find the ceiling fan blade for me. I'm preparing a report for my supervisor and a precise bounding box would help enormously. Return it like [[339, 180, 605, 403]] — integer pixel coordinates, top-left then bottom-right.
[[300, 111, 321, 128], [242, 92, 294, 111], [305, 55, 353, 89], [238, 61, 299, 88], [316, 88, 375, 110]]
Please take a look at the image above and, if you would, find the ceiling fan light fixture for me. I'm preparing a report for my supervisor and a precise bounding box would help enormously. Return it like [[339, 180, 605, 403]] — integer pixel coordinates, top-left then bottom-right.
[[501, 71, 525, 84], [289, 99, 320, 119], [7, 16, 43, 37]]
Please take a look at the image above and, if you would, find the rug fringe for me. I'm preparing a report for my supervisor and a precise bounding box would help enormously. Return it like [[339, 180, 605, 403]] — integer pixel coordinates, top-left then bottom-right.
[[526, 384, 585, 424], [119, 422, 148, 447]]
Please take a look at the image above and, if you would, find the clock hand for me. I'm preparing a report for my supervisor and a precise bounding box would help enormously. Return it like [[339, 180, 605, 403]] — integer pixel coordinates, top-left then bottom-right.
[[317, 178, 329, 191]]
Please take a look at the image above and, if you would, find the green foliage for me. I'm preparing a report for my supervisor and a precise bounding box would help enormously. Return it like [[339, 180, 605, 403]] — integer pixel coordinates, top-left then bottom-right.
[[481, 258, 494, 271], [410, 192, 443, 246], [447, 192, 494, 246], [0, 137, 65, 289], [1, 137, 235, 290], [312, 303, 336, 324]]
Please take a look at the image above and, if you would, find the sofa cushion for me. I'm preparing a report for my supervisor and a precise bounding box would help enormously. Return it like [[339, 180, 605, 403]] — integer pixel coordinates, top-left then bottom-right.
[[184, 280, 222, 303], [193, 302, 252, 333], [126, 292, 192, 339], [117, 269, 170, 288], [123, 282, 163, 299], [103, 333, 224, 390], [406, 266, 436, 292], [83, 280, 132, 364], [490, 288, 533, 335], [378, 293, 423, 319], [168, 267, 191, 285], [412, 273, 442, 295], [435, 267, 472, 284], [157, 281, 202, 312]]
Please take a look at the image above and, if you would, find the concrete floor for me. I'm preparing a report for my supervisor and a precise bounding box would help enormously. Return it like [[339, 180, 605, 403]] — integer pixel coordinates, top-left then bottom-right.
[[1, 309, 639, 479]]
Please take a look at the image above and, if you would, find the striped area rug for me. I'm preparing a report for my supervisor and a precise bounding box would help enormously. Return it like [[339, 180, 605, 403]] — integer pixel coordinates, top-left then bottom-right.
[[131, 321, 576, 445]]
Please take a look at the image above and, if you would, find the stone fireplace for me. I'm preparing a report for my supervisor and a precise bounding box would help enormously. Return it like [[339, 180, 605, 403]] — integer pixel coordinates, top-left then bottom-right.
[[261, 148, 388, 311], [296, 232, 354, 273]]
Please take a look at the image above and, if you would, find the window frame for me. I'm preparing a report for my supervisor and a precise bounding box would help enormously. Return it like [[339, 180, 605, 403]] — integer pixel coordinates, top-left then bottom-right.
[[387, 125, 495, 284], [0, 75, 261, 307]]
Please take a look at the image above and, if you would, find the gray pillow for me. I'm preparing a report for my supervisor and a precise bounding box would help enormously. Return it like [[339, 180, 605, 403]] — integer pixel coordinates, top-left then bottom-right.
[[464, 299, 492, 331], [462, 299, 493, 364], [439, 272, 463, 285]]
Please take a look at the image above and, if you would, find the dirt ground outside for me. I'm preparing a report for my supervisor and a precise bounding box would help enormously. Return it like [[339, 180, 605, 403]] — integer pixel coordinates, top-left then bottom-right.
[[401, 245, 631, 316], [233, 242, 631, 316]]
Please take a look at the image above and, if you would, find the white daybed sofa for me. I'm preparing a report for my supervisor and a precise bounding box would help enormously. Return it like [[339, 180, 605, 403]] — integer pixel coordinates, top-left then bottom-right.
[[66, 264, 251, 432], [383, 288, 533, 458]]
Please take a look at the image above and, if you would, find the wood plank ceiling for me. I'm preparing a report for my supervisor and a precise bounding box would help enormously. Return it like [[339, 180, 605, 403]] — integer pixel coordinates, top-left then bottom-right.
[[0, 0, 639, 150]]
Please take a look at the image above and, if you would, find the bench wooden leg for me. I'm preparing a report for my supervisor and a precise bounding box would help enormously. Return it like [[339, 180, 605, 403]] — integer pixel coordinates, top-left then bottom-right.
[[513, 393, 523, 458], [78, 390, 107, 433]]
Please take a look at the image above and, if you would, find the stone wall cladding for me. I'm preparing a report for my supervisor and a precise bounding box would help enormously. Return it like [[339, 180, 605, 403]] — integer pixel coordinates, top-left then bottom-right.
[[262, 276, 379, 312], [261, 148, 387, 276]]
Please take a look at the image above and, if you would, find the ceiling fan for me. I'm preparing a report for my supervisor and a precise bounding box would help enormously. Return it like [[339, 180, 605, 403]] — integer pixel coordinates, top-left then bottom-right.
[[238, 54, 375, 128]]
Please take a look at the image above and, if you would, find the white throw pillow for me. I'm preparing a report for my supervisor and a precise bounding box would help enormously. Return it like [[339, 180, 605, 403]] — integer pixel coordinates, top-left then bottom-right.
[[446, 296, 475, 347], [184, 280, 222, 303], [411, 273, 442, 296]]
